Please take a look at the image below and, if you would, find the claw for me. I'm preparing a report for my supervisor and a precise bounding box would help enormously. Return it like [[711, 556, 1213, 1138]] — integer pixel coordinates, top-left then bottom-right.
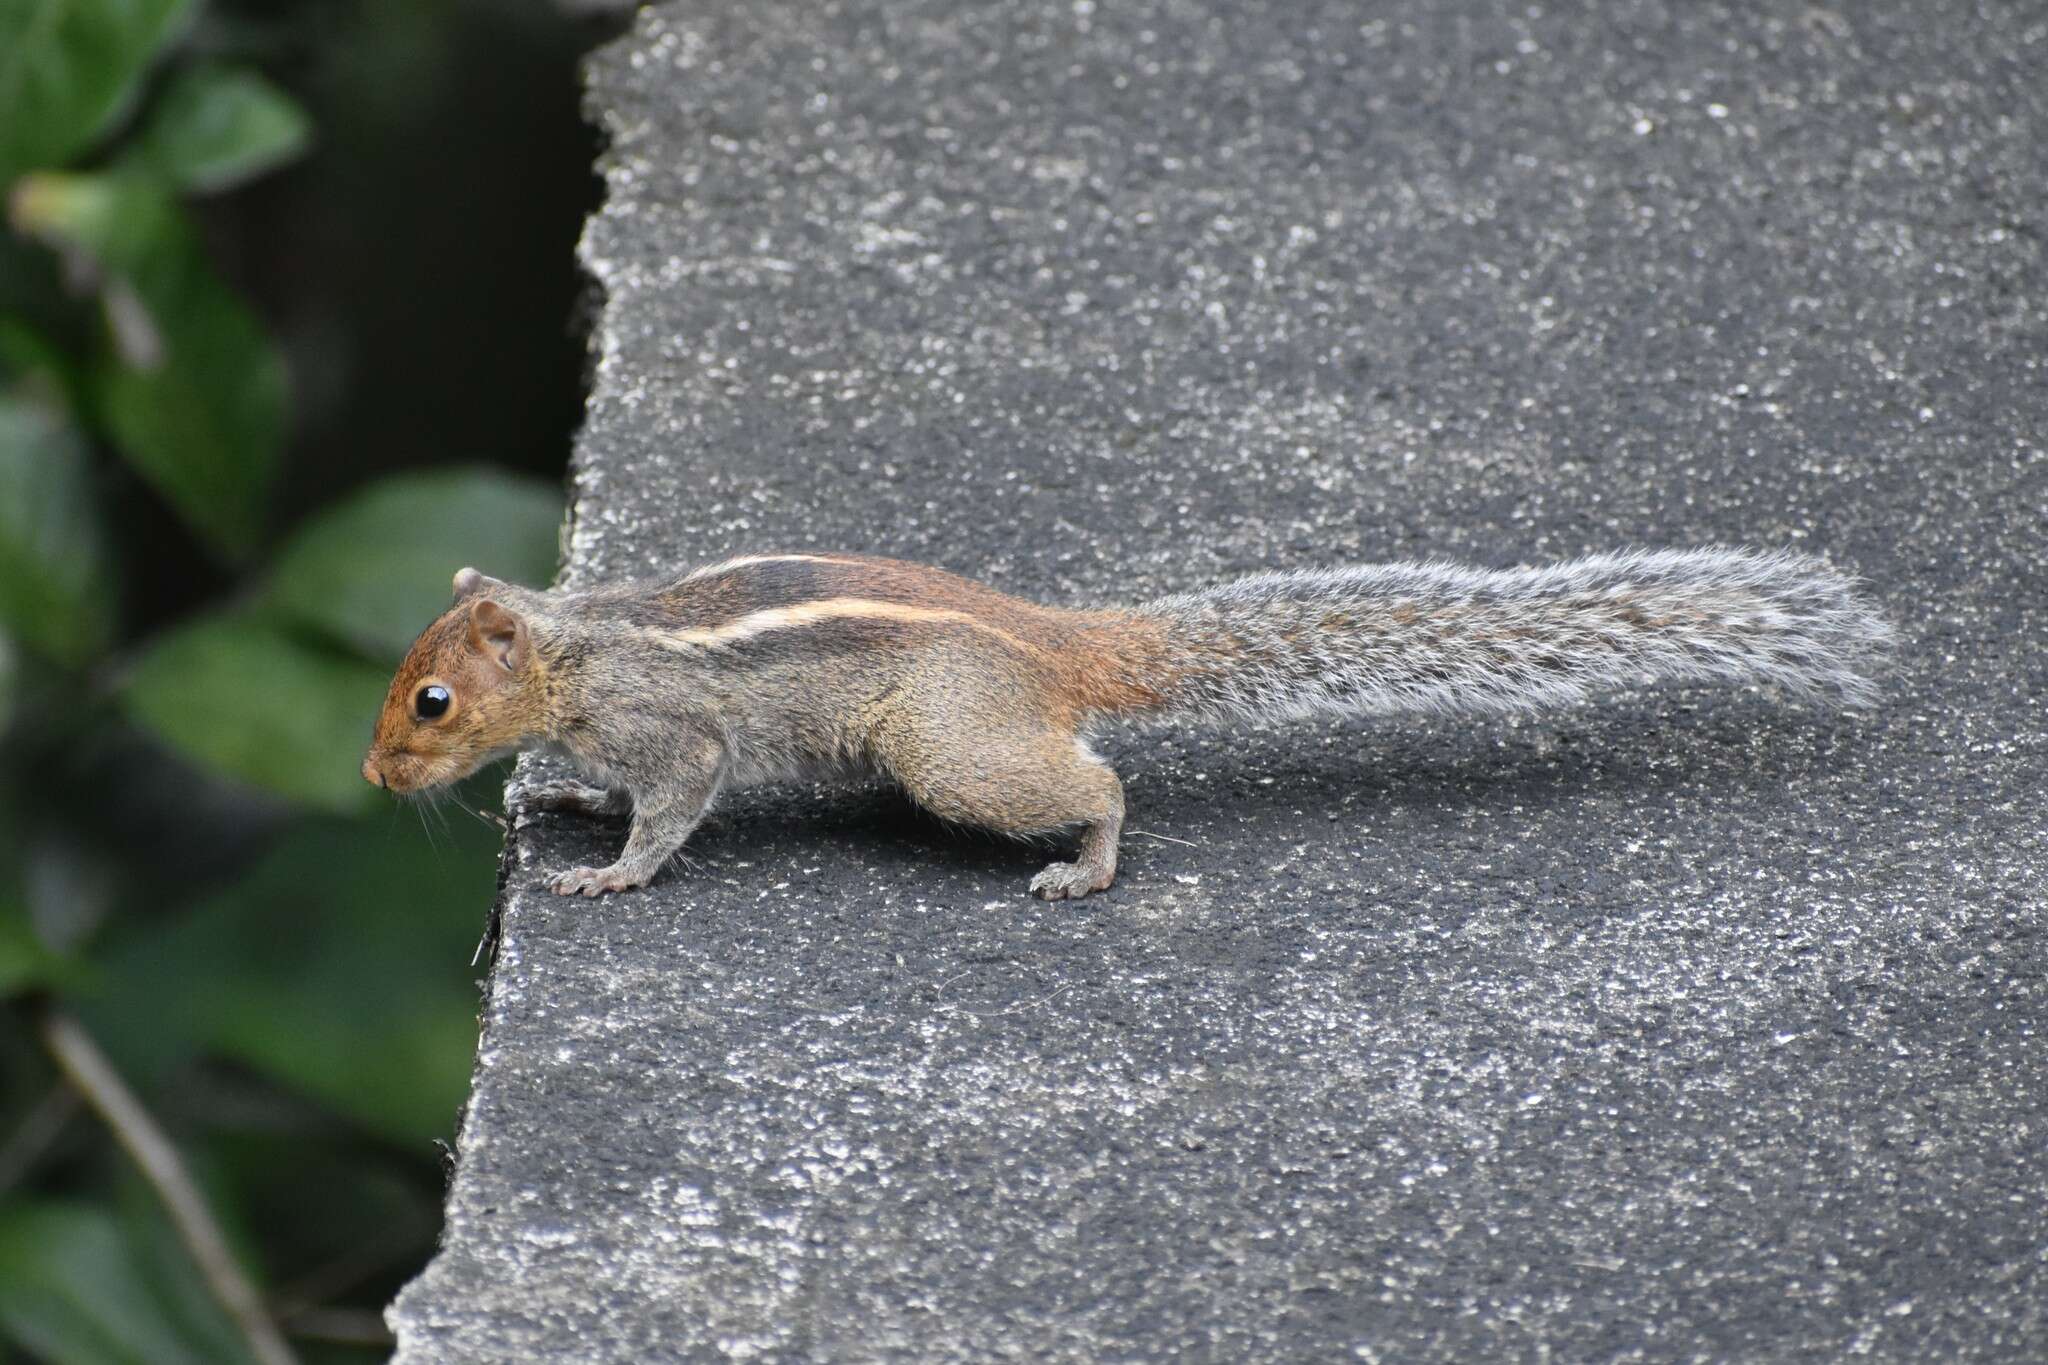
[[547, 865, 647, 897], [1029, 861, 1114, 900]]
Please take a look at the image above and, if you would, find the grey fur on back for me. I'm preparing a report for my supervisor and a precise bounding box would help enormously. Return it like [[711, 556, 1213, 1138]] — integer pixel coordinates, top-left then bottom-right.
[[1130, 548, 1895, 726]]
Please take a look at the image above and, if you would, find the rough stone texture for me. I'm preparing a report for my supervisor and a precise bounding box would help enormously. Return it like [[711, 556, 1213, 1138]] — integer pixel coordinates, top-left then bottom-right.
[[390, 1, 2046, 1360]]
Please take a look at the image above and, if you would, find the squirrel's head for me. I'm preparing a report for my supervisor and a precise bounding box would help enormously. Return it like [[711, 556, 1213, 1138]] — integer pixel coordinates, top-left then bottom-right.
[[362, 568, 548, 794]]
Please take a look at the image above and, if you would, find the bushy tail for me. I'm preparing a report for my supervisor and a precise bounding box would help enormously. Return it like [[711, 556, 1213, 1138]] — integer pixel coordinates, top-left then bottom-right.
[[1119, 548, 1894, 726]]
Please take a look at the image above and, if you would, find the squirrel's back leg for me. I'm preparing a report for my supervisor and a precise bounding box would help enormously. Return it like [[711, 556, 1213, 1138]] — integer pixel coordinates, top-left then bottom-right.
[[870, 685, 1125, 900]]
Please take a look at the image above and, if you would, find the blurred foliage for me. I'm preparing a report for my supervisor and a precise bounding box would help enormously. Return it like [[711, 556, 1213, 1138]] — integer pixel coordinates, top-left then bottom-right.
[[268, 470, 571, 661], [0, 1198, 253, 1364], [0, 0, 602, 1359]]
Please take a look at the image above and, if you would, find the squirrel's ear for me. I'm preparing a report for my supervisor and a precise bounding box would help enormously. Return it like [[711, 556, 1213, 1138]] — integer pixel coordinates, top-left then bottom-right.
[[452, 567, 503, 601], [468, 599, 529, 673]]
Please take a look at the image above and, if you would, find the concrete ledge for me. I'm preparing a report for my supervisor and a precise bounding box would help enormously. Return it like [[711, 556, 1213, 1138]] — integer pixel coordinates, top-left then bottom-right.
[[391, 2, 2047, 1359]]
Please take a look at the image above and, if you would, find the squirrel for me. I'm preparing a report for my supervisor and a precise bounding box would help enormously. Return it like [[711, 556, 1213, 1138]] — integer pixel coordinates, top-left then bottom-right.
[[362, 548, 1893, 900]]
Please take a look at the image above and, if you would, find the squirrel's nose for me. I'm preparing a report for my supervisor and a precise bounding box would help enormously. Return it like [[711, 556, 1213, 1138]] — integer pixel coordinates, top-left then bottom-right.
[[362, 756, 387, 789]]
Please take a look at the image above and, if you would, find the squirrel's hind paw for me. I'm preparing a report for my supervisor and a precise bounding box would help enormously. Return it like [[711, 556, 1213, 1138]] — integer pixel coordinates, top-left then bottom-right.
[[548, 865, 648, 897], [1029, 860, 1116, 901]]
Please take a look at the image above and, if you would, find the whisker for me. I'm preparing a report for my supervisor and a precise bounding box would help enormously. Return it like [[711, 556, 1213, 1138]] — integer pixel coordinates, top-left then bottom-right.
[[428, 792, 457, 845], [407, 795, 441, 852]]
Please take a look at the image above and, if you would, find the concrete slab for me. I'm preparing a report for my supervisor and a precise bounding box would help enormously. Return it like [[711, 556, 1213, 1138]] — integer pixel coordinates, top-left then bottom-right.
[[391, 1, 2046, 1359]]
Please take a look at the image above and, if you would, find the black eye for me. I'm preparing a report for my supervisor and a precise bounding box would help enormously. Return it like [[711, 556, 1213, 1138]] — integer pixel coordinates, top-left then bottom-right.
[[416, 685, 451, 719]]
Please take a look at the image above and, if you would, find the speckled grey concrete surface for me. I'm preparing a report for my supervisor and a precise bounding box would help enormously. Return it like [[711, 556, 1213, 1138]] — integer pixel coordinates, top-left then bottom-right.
[[389, 1, 2047, 1359]]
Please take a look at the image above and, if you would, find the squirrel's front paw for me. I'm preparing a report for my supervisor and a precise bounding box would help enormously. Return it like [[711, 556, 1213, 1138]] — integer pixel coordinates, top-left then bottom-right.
[[521, 781, 624, 817], [548, 865, 647, 897]]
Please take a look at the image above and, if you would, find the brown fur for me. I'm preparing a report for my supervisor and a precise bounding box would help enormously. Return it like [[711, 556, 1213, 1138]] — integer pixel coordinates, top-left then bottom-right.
[[363, 596, 557, 794], [363, 558, 1167, 899]]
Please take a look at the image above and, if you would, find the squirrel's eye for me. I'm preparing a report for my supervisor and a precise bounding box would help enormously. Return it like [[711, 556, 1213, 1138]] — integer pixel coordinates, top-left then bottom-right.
[[415, 685, 452, 719]]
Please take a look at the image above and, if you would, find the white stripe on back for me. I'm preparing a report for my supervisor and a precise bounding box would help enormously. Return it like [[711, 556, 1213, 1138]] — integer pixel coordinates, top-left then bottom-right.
[[680, 554, 863, 582], [651, 597, 1031, 651]]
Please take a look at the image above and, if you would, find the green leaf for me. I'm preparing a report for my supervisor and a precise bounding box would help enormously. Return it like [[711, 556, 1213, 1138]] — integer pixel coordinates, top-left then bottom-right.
[[123, 615, 389, 813], [87, 816, 500, 1145], [11, 172, 283, 558], [0, 922, 62, 998], [268, 468, 563, 659], [0, 904, 86, 999], [0, 902, 49, 1000], [127, 63, 312, 194], [0, 1199, 253, 1365], [0, 0, 197, 188], [94, 289, 285, 561], [0, 396, 114, 664], [0, 811, 96, 998], [0, 315, 83, 404], [8, 170, 166, 268], [0, 224, 77, 342]]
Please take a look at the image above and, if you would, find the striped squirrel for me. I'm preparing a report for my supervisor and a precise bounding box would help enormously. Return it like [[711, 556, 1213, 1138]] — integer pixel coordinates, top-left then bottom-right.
[[361, 549, 1892, 900]]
